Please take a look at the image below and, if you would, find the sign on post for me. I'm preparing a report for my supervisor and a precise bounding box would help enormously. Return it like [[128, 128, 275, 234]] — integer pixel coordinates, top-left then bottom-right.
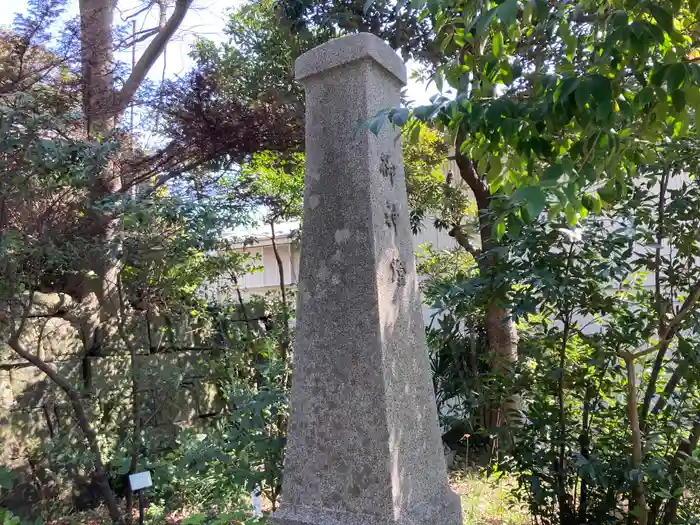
[[129, 471, 153, 491]]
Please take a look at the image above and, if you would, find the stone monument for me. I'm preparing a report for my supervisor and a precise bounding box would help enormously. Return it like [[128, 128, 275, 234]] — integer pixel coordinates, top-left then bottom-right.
[[272, 33, 462, 525]]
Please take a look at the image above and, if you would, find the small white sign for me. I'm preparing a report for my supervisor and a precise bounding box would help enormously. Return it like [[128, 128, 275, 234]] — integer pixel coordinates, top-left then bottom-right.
[[129, 471, 153, 491], [251, 485, 262, 518]]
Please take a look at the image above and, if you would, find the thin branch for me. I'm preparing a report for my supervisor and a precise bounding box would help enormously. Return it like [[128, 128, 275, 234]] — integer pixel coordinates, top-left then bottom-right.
[[449, 224, 481, 257], [6, 297, 122, 522], [454, 136, 490, 208], [116, 0, 193, 115], [115, 27, 160, 49], [121, 2, 156, 21], [660, 419, 700, 525], [623, 353, 648, 525], [632, 279, 700, 359], [667, 279, 700, 334], [652, 358, 689, 416], [8, 332, 76, 399]]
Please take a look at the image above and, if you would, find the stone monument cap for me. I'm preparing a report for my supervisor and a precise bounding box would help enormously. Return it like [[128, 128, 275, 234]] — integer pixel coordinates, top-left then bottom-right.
[[295, 32, 407, 86]]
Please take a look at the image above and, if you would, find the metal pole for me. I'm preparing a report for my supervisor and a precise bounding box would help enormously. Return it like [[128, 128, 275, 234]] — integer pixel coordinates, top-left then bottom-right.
[[138, 489, 145, 525]]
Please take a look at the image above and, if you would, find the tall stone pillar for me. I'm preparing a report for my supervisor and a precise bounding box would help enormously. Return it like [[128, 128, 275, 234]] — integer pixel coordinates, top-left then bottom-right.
[[272, 33, 462, 525]]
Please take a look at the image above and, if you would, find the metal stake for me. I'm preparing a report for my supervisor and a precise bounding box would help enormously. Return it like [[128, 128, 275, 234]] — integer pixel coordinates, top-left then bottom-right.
[[138, 489, 145, 525]]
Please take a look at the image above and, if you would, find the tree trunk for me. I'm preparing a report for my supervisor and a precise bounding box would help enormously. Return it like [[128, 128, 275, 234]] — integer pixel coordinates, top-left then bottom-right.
[[78, 0, 194, 323], [269, 220, 291, 364], [79, 0, 121, 347], [3, 2, 193, 523], [484, 304, 518, 376], [75, 1, 192, 520], [269, 220, 291, 434], [452, 149, 520, 432], [659, 420, 700, 525], [625, 355, 648, 525], [484, 304, 519, 424], [79, 0, 116, 138]]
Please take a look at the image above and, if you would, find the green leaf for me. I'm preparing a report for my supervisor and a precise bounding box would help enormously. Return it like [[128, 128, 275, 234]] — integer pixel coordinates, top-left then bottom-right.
[[634, 86, 655, 107], [671, 90, 686, 111], [363, 0, 374, 14], [475, 6, 498, 37], [558, 22, 577, 61], [408, 122, 421, 144], [649, 4, 674, 34], [690, 63, 700, 84], [651, 68, 666, 89], [541, 164, 564, 183], [512, 185, 546, 221], [434, 69, 444, 92], [595, 100, 613, 121], [574, 80, 591, 109], [493, 31, 504, 57], [440, 33, 454, 53], [497, 0, 518, 26], [369, 113, 387, 135], [686, 86, 700, 109], [611, 9, 628, 29], [0, 466, 16, 490], [556, 78, 580, 104], [493, 218, 506, 240], [523, 0, 532, 23], [589, 75, 612, 104], [507, 214, 522, 237], [412, 104, 435, 121], [665, 63, 687, 92], [392, 107, 410, 127]]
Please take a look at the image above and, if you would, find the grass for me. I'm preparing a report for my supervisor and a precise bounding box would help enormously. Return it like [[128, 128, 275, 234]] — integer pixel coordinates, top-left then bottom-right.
[[153, 471, 531, 524], [452, 470, 530, 525], [42, 472, 529, 524]]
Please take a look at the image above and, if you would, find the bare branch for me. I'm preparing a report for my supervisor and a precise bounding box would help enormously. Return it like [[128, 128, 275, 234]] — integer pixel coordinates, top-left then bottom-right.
[[6, 330, 121, 521], [623, 354, 649, 523], [120, 1, 157, 21], [115, 27, 160, 49], [455, 132, 490, 209], [8, 333, 76, 396], [449, 224, 480, 258], [116, 0, 194, 115], [632, 279, 700, 359], [666, 280, 700, 335], [652, 358, 688, 416]]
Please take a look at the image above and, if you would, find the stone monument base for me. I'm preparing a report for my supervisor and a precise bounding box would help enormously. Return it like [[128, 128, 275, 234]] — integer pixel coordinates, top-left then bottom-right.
[[272, 489, 462, 525]]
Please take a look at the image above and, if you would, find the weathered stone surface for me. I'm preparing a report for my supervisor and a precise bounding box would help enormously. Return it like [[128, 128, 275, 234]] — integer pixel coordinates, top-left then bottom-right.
[[10, 366, 51, 409], [0, 317, 82, 365], [160, 385, 198, 424], [178, 350, 211, 379], [0, 408, 51, 465], [195, 381, 222, 417], [273, 33, 461, 525], [0, 370, 13, 409], [35, 317, 83, 361], [136, 352, 181, 374], [90, 355, 130, 392]]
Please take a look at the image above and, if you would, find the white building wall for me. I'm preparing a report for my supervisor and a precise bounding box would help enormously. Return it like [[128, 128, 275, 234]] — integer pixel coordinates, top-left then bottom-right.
[[214, 218, 459, 329]]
